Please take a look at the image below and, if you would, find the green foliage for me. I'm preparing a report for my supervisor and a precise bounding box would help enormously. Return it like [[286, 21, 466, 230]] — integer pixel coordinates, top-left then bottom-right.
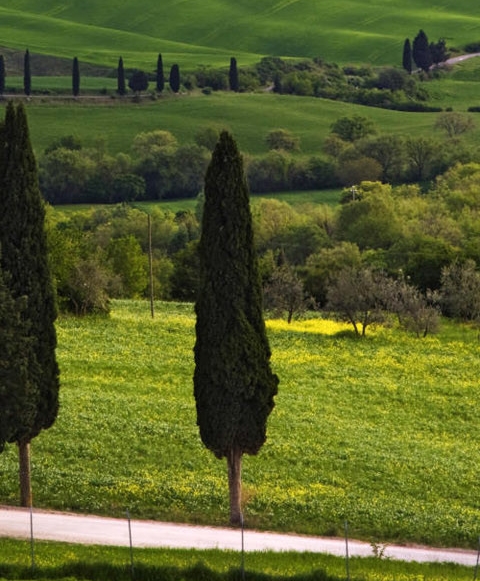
[[265, 128, 300, 152], [128, 70, 149, 93], [0, 102, 60, 445], [72, 56, 80, 96], [23, 49, 31, 96], [412, 30, 432, 73], [330, 115, 377, 142], [117, 56, 126, 96], [170, 64, 180, 93], [156, 53, 164, 93], [229, 56, 238, 92], [194, 131, 278, 460]]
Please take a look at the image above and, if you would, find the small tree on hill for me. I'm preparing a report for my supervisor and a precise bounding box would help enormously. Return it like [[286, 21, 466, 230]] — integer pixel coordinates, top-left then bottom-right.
[[0, 102, 60, 506], [170, 64, 180, 93], [117, 57, 126, 95], [229, 57, 239, 92], [194, 131, 279, 525], [0, 55, 5, 95], [156, 53, 164, 93], [128, 70, 149, 94], [24, 49, 31, 96], [402, 39, 412, 74], [72, 57, 80, 97]]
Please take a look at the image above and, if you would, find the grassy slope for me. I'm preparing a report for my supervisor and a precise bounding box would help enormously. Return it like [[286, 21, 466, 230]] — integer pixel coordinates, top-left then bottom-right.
[[3, 93, 476, 158], [0, 539, 475, 581], [0, 301, 479, 549], [1, 1, 480, 68]]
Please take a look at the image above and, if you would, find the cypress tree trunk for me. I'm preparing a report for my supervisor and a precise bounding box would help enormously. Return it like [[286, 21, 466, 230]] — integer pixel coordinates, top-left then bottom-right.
[[18, 440, 32, 507], [227, 448, 242, 525]]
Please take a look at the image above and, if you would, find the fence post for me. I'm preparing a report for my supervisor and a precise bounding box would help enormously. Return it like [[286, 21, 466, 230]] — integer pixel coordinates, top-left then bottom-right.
[[126, 509, 134, 579], [29, 505, 35, 574], [344, 520, 350, 581], [474, 536, 480, 581]]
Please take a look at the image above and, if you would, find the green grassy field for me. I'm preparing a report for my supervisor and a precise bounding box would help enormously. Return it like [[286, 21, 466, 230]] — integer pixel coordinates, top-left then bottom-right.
[[0, 538, 475, 581], [1, 0, 480, 69], [0, 301, 479, 550], [2, 92, 475, 158]]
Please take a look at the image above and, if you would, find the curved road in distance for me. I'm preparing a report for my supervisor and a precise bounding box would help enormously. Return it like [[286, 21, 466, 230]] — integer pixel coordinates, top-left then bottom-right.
[[0, 506, 478, 567]]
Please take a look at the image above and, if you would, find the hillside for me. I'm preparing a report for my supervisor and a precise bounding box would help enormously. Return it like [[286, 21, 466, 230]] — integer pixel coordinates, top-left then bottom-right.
[[1, 1, 480, 69]]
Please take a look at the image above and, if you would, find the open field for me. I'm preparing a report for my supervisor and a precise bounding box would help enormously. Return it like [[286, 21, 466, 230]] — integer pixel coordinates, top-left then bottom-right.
[[0, 301, 479, 549], [0, 538, 475, 581], [1, 1, 480, 69], [3, 92, 479, 158]]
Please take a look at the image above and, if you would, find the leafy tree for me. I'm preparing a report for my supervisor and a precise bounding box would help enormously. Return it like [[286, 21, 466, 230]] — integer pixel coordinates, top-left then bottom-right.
[[264, 260, 315, 323], [0, 54, 5, 95], [107, 235, 148, 297], [336, 182, 401, 250], [23, 49, 31, 96], [402, 39, 412, 74], [132, 130, 178, 157], [434, 112, 475, 139], [440, 259, 480, 320], [265, 128, 300, 152], [194, 131, 278, 525], [429, 39, 449, 65], [117, 57, 126, 96], [44, 134, 82, 154], [65, 256, 111, 315], [0, 102, 60, 506], [229, 57, 239, 92], [194, 126, 221, 151], [336, 156, 382, 186], [128, 70, 149, 94], [405, 136, 438, 181], [156, 54, 164, 93], [170, 64, 180, 93], [412, 30, 432, 73], [330, 115, 376, 142], [326, 266, 390, 336], [72, 57, 80, 97], [358, 135, 405, 183]]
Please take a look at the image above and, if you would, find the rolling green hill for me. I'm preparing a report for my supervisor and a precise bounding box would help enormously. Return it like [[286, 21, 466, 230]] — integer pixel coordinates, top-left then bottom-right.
[[1, 1, 480, 69]]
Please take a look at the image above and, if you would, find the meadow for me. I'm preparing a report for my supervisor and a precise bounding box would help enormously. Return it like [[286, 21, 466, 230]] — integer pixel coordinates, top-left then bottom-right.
[[0, 301, 479, 550], [2, 91, 478, 159], [0, 538, 475, 581], [1, 0, 480, 69]]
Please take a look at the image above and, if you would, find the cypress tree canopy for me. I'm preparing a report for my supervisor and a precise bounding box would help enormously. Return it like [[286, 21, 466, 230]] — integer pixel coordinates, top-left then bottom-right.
[[0, 102, 60, 443], [194, 131, 278, 460]]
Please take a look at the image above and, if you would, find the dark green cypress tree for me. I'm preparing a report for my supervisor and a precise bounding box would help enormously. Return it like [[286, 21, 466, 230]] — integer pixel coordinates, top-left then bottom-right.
[[0, 55, 5, 95], [0, 260, 36, 452], [402, 39, 412, 74], [194, 131, 279, 525], [117, 57, 126, 96], [72, 56, 80, 97], [156, 53, 164, 93], [229, 57, 239, 92], [0, 102, 60, 506], [169, 64, 180, 93], [412, 30, 432, 73], [23, 49, 31, 96]]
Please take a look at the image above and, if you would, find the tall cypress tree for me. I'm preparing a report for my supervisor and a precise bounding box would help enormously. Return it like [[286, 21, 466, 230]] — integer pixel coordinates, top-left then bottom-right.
[[229, 57, 239, 92], [23, 49, 31, 96], [194, 131, 279, 525], [0, 55, 5, 95], [117, 57, 126, 96], [156, 53, 164, 93], [412, 30, 432, 73], [169, 64, 180, 93], [0, 102, 60, 506], [402, 39, 412, 74], [72, 56, 80, 97]]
